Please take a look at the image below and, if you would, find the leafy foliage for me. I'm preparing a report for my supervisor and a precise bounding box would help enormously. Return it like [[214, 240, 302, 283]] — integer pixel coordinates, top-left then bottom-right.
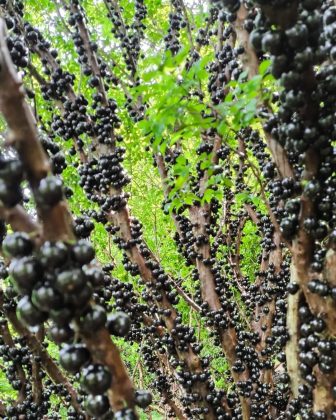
[[0, 0, 335, 419]]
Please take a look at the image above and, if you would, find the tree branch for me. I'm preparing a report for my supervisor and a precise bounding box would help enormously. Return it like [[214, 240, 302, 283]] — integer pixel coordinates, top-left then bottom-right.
[[0, 18, 137, 415]]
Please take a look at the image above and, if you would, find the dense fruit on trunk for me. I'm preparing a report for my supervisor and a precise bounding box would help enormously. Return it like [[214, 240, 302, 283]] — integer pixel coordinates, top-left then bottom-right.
[[0, 0, 334, 419]]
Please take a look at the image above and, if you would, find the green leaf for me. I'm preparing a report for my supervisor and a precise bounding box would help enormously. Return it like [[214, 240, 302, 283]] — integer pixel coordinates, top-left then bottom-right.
[[259, 59, 272, 76]]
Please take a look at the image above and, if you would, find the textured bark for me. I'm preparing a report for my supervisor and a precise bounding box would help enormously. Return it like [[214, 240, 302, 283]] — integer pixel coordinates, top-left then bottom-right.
[[162, 394, 186, 420], [0, 18, 136, 416], [0, 21, 74, 242], [285, 280, 301, 398], [157, 146, 247, 414], [0, 9, 211, 416], [232, 5, 259, 79], [109, 206, 217, 418], [243, 2, 335, 415], [0, 400, 5, 416], [83, 328, 135, 410], [60, 6, 217, 416], [254, 231, 282, 391], [189, 204, 250, 420], [232, 5, 294, 180], [0, 205, 40, 237], [31, 357, 43, 405], [23, 19, 215, 417], [312, 249, 336, 414]]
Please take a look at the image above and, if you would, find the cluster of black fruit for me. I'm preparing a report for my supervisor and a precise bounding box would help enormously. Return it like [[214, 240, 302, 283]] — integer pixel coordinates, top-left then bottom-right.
[[56, 25, 208, 403], [249, 1, 336, 245], [4, 0, 335, 418], [0, 332, 43, 418], [163, 1, 308, 415], [164, 0, 186, 55], [1, 273, 64, 420], [41, 66, 76, 102], [0, 166, 153, 419], [1, 8, 158, 418], [79, 148, 130, 197], [105, 0, 147, 120], [129, 0, 147, 66], [5, 225, 149, 418], [6, 33, 28, 68], [51, 96, 93, 143], [0, 56, 150, 416], [2, 1, 208, 419], [40, 132, 67, 176], [0, 331, 74, 419], [109, 0, 147, 71], [0, 153, 23, 208], [209, 129, 292, 417], [91, 95, 122, 145], [105, 0, 146, 75], [248, 1, 336, 419], [3, 230, 93, 414]]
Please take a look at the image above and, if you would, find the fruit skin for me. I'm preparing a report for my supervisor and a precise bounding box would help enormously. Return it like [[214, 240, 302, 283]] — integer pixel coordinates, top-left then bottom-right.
[[280, 217, 297, 239], [303, 179, 321, 199], [49, 307, 74, 326], [80, 363, 112, 395], [285, 24, 308, 49], [39, 241, 68, 268], [221, 0, 240, 13], [135, 389, 152, 408], [261, 31, 283, 55], [36, 175, 63, 206], [59, 344, 90, 374], [3, 232, 33, 257], [48, 324, 74, 344], [250, 29, 264, 52], [82, 265, 104, 288], [17, 295, 47, 327], [31, 284, 63, 311], [0, 179, 22, 207], [85, 394, 110, 417], [55, 269, 85, 293], [9, 256, 41, 293], [107, 312, 131, 337], [72, 240, 95, 264], [64, 283, 92, 309], [79, 305, 107, 334], [0, 158, 23, 183]]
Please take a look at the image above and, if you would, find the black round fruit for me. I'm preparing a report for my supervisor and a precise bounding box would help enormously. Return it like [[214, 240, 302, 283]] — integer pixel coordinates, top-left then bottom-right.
[[3, 232, 33, 257], [48, 324, 74, 344], [85, 394, 110, 417], [0, 179, 22, 207], [0, 158, 23, 183], [17, 295, 47, 327], [56, 269, 85, 293], [59, 344, 90, 373], [107, 312, 131, 337], [39, 241, 68, 268], [79, 305, 107, 333], [135, 390, 152, 409], [9, 256, 41, 292], [32, 284, 63, 311], [72, 240, 95, 264], [81, 364, 112, 395], [36, 175, 63, 206]]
